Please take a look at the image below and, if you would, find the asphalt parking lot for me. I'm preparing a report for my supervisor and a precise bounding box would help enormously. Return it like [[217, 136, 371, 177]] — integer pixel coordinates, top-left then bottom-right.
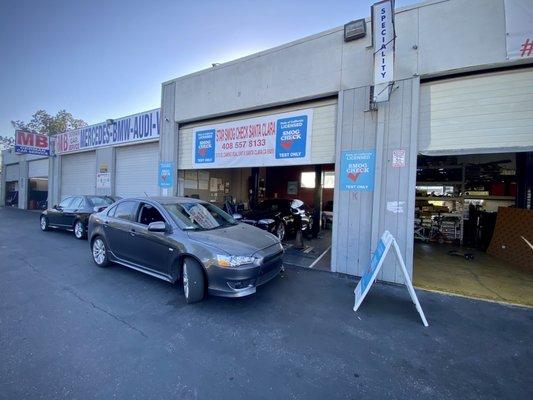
[[1, 207, 532, 400]]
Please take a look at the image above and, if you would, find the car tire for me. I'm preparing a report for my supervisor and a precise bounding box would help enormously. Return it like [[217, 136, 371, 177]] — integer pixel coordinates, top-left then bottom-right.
[[182, 258, 205, 304], [74, 220, 86, 240], [92, 236, 110, 267], [276, 222, 286, 241], [40, 216, 49, 231]]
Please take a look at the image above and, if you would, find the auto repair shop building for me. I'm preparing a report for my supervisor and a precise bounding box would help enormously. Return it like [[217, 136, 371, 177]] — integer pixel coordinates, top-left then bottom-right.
[[1, 109, 161, 209], [3, 0, 532, 293], [158, 0, 533, 286]]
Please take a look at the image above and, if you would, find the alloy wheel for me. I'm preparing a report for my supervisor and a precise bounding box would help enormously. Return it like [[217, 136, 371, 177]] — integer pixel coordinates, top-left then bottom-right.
[[92, 239, 106, 265], [74, 221, 84, 238], [183, 265, 189, 299], [40, 217, 47, 230]]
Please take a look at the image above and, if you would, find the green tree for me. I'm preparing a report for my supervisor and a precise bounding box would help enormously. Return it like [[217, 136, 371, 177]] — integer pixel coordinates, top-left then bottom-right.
[[11, 109, 87, 136], [0, 135, 14, 150]]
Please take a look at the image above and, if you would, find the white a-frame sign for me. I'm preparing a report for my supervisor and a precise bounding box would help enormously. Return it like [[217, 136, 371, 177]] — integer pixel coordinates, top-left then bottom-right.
[[354, 231, 429, 327]]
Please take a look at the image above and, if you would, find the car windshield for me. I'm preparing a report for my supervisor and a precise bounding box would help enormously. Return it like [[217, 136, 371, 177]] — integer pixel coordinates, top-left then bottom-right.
[[164, 202, 237, 231], [255, 200, 288, 212], [88, 196, 115, 207]]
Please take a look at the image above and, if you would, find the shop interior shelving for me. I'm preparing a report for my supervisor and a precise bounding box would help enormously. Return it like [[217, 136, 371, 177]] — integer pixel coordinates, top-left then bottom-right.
[[415, 160, 517, 245]]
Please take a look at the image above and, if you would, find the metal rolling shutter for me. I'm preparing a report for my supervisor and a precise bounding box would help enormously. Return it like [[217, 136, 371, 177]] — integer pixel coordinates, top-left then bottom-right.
[[61, 151, 96, 198], [115, 142, 159, 197], [419, 68, 533, 155], [177, 98, 337, 169], [5, 164, 19, 182], [28, 158, 49, 178]]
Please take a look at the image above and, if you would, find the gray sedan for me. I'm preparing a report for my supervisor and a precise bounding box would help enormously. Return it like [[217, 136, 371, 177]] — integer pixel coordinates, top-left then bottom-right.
[[88, 197, 283, 303]]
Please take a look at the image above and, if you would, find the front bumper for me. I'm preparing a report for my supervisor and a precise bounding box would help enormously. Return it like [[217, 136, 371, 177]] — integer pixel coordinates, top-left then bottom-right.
[[206, 250, 283, 298]]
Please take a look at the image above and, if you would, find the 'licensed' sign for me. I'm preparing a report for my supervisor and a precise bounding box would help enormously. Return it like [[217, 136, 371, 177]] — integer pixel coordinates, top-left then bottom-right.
[[340, 150, 376, 192]]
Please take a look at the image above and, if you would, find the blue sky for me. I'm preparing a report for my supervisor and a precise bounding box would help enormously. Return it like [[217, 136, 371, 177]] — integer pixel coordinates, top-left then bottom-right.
[[0, 0, 415, 136]]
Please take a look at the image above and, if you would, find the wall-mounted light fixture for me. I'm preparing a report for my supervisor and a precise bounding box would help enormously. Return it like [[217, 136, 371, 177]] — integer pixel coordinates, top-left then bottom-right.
[[344, 19, 366, 42]]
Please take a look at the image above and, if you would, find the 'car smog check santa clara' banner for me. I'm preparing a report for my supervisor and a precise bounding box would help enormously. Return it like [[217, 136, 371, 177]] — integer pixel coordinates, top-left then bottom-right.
[[54, 109, 160, 155], [192, 109, 313, 168]]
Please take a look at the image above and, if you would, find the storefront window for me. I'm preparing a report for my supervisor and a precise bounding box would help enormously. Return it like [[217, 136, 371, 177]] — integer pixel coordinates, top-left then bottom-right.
[[300, 172, 315, 188], [300, 171, 335, 189], [323, 171, 335, 189]]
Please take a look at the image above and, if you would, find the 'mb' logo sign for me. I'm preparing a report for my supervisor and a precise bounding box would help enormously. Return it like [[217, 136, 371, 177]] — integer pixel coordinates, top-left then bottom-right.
[[15, 130, 50, 156]]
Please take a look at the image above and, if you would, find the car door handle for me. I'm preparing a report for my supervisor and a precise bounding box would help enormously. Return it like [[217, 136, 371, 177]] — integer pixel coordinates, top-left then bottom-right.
[[130, 228, 136, 236]]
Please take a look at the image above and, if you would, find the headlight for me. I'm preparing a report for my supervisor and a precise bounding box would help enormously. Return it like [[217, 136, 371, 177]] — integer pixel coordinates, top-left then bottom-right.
[[216, 255, 257, 268], [258, 218, 275, 225]]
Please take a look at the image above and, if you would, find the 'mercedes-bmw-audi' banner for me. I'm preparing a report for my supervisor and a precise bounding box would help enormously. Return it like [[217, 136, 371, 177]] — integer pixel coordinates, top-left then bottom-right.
[[54, 109, 160, 155], [192, 109, 313, 169]]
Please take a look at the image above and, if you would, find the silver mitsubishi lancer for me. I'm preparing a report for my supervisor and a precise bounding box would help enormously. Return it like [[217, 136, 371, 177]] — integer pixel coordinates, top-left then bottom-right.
[[88, 197, 284, 303]]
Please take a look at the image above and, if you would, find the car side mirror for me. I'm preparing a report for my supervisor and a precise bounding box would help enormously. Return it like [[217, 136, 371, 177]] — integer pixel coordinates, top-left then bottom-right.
[[93, 206, 108, 213], [148, 221, 167, 232], [232, 213, 243, 221]]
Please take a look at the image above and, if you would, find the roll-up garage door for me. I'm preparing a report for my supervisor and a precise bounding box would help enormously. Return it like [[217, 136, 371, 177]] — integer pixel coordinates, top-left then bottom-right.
[[419, 68, 533, 155], [5, 164, 19, 182], [115, 141, 159, 197], [28, 158, 49, 178], [177, 98, 337, 169], [61, 151, 96, 198]]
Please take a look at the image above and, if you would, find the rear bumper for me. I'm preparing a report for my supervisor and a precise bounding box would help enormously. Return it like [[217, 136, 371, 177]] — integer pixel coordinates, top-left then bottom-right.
[[206, 256, 283, 298]]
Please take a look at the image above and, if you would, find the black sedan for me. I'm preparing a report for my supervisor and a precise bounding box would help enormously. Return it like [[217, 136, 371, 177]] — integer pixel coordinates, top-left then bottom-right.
[[241, 198, 313, 241], [40, 195, 116, 239], [88, 197, 283, 303]]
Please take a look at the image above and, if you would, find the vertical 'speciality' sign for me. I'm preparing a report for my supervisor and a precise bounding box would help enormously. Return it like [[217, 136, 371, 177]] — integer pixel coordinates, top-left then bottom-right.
[[372, 0, 395, 102]]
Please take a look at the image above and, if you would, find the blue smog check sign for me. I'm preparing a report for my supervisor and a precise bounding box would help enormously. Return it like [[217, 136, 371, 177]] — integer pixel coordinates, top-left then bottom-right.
[[340, 150, 376, 191], [275, 115, 308, 159], [195, 130, 215, 164], [191, 109, 313, 169], [158, 162, 174, 188]]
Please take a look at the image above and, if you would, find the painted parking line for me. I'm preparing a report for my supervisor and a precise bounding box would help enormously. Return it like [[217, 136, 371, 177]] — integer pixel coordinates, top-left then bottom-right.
[[308, 245, 332, 269]]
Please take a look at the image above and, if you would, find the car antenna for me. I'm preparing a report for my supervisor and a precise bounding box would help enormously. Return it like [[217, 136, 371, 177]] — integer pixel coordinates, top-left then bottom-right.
[[144, 191, 149, 197]]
